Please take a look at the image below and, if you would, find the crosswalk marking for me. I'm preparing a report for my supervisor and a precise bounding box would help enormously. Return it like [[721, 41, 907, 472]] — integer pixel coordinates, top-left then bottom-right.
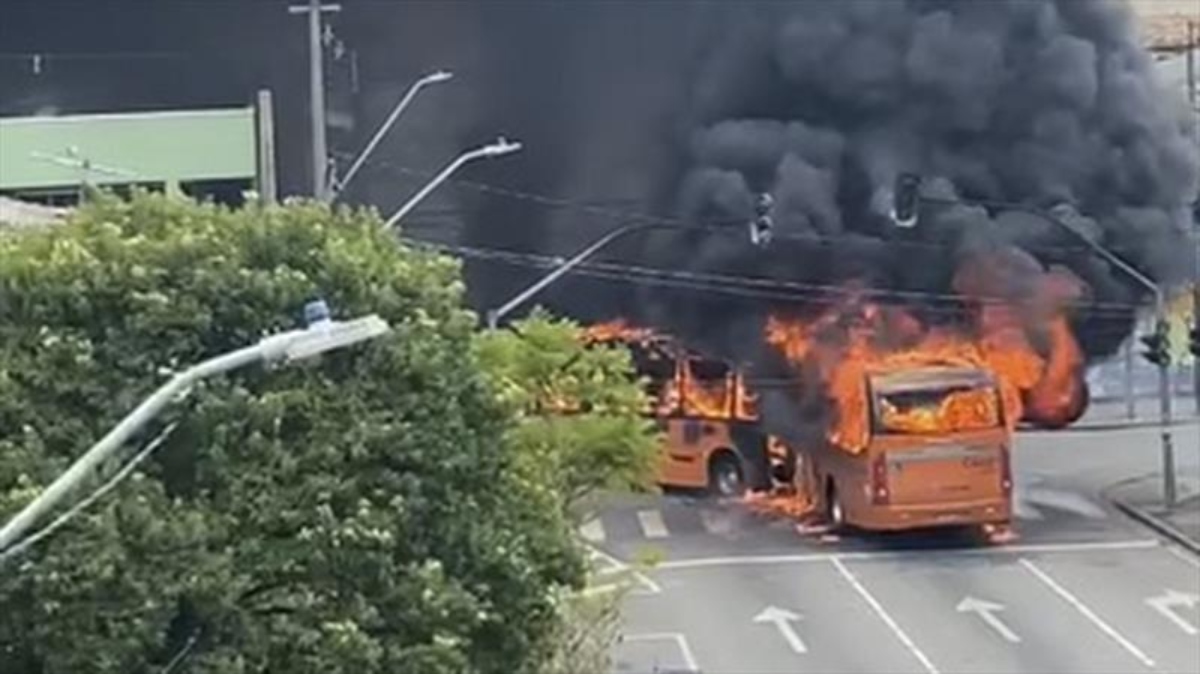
[[637, 509, 670, 538], [700, 508, 735, 535], [579, 517, 606, 543], [586, 488, 1108, 543]]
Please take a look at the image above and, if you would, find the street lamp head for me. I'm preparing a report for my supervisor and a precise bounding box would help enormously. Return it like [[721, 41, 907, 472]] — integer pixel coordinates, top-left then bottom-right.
[[482, 137, 523, 157], [260, 301, 392, 364], [425, 70, 454, 84], [283, 314, 391, 362]]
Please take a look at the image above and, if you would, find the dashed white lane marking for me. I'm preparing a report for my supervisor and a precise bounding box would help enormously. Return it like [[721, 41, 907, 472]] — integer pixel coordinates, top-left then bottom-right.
[[1019, 558, 1156, 669], [579, 517, 605, 543], [621, 632, 699, 672], [1163, 544, 1200, 570], [699, 508, 735, 535], [653, 539, 1161, 571], [830, 557, 941, 674], [637, 509, 670, 539]]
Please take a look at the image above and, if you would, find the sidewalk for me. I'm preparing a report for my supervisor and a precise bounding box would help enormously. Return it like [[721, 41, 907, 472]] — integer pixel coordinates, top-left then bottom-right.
[[1107, 473, 1200, 555]]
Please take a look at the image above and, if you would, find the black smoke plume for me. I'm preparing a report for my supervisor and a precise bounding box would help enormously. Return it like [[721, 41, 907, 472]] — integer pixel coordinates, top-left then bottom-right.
[[611, 0, 1198, 400]]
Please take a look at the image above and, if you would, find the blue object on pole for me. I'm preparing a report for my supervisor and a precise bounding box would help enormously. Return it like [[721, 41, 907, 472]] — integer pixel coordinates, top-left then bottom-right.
[[304, 299, 331, 328]]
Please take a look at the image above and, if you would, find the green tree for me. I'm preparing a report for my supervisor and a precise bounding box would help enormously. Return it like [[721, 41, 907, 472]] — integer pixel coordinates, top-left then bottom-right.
[[473, 312, 659, 674], [0, 193, 651, 673], [474, 312, 659, 519]]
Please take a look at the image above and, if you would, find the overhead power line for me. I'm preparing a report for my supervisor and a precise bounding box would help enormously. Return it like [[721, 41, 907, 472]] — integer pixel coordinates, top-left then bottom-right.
[[354, 153, 1193, 260], [408, 237, 1146, 317]]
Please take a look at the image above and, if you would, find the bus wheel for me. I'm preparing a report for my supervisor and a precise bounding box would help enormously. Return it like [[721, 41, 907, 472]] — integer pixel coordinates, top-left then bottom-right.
[[708, 453, 745, 498], [826, 482, 846, 530]]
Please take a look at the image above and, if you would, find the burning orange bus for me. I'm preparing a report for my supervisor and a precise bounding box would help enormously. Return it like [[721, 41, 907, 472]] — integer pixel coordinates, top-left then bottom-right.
[[584, 322, 777, 497], [786, 365, 1014, 532]]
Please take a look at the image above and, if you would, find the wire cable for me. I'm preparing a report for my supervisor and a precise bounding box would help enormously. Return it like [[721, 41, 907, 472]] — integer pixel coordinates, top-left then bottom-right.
[[352, 152, 1195, 259], [0, 422, 179, 565], [409, 237, 1149, 315]]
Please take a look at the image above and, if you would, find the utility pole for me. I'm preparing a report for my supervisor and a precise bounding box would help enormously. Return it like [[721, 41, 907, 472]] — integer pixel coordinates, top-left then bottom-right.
[[1187, 19, 1199, 414], [1124, 337, 1136, 420], [255, 89, 278, 205], [289, 0, 341, 199]]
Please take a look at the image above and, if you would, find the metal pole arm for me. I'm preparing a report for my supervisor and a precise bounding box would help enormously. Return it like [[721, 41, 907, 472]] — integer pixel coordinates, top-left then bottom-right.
[[921, 195, 1162, 304], [0, 344, 264, 552], [384, 139, 521, 230], [331, 70, 452, 200], [486, 222, 676, 329], [920, 193, 1177, 508], [384, 151, 483, 229]]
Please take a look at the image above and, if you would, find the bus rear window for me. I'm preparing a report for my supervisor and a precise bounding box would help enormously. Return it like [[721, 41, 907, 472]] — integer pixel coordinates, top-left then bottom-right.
[[873, 384, 1001, 435]]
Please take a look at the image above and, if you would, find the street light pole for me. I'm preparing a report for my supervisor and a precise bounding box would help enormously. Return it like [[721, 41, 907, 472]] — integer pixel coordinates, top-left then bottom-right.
[[485, 223, 667, 330], [289, 0, 342, 199], [484, 195, 781, 329], [1004, 204, 1176, 509], [0, 302, 390, 554], [330, 69, 454, 201], [383, 137, 522, 229], [1187, 19, 1200, 415], [906, 187, 1177, 509]]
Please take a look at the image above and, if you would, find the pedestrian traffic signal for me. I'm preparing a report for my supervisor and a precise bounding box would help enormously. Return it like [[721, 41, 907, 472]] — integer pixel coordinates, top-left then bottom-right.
[[750, 192, 774, 246], [1190, 326, 1200, 358], [891, 173, 921, 228], [1140, 323, 1171, 367]]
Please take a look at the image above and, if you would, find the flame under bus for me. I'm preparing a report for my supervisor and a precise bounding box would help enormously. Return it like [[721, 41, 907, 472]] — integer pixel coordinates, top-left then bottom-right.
[[794, 365, 1014, 532]]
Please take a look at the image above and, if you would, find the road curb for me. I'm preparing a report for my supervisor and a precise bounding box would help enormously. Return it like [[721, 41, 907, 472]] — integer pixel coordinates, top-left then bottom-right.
[[1110, 499, 1200, 557]]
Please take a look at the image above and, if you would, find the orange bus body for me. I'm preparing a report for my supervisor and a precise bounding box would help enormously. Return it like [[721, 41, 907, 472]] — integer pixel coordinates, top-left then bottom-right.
[[588, 327, 774, 496], [793, 366, 1014, 531]]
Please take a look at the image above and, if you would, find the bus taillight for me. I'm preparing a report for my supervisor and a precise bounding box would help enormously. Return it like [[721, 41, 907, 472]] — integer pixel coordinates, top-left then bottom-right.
[[871, 454, 889, 505], [1000, 446, 1013, 494]]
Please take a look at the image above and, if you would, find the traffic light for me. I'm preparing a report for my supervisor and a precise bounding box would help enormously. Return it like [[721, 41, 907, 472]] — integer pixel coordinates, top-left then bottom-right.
[[750, 192, 774, 246], [891, 173, 921, 228], [1189, 326, 1200, 358], [1140, 322, 1171, 367]]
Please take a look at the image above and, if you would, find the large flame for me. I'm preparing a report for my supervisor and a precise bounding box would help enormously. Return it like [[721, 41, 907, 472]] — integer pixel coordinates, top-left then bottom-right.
[[765, 259, 1087, 451], [584, 320, 758, 421]]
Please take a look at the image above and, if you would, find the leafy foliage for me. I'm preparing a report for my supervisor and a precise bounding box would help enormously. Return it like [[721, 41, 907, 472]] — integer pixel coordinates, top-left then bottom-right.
[[474, 311, 659, 517], [0, 193, 651, 673]]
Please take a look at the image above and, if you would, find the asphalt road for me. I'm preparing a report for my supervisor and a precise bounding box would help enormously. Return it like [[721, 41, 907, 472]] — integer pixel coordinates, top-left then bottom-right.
[[590, 424, 1200, 674]]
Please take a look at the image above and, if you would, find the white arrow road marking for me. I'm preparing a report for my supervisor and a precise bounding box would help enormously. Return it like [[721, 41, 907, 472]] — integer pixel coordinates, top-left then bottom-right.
[[753, 605, 807, 654], [957, 596, 1021, 643], [1146, 589, 1200, 636]]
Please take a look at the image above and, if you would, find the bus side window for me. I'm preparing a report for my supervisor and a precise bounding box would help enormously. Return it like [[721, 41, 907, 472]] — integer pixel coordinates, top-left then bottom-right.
[[683, 358, 733, 418], [735, 373, 758, 420], [631, 345, 678, 415]]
